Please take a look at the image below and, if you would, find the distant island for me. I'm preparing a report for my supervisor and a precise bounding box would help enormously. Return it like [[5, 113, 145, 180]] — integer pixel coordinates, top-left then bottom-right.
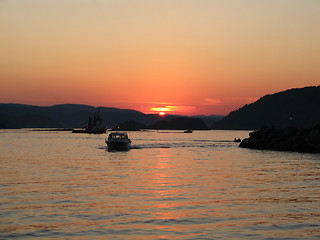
[[148, 117, 209, 130], [112, 120, 147, 131]]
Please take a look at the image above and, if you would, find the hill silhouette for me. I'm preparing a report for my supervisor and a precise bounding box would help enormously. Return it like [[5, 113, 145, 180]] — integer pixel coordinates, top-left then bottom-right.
[[0, 104, 158, 129], [212, 86, 320, 130], [0, 103, 221, 129]]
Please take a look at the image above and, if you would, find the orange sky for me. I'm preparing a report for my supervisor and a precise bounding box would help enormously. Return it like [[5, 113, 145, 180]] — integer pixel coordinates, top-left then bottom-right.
[[1, 1, 319, 115]]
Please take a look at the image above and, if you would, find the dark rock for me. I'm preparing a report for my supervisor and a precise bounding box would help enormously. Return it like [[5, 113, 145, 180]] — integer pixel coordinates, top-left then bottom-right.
[[239, 124, 320, 153]]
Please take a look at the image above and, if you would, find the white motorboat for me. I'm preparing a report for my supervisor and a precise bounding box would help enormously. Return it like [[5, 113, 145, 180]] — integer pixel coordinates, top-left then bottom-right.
[[106, 132, 131, 151]]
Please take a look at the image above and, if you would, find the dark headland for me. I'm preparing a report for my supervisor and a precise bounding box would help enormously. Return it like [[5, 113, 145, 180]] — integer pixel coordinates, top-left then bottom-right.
[[212, 86, 320, 130], [227, 86, 320, 153]]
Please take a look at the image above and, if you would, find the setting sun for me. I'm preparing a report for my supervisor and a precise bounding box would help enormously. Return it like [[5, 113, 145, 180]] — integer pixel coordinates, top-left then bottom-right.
[[151, 106, 179, 115], [151, 107, 171, 115]]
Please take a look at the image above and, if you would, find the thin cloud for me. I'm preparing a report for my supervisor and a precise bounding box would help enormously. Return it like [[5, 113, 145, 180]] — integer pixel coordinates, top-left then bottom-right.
[[223, 97, 258, 104], [204, 98, 222, 105]]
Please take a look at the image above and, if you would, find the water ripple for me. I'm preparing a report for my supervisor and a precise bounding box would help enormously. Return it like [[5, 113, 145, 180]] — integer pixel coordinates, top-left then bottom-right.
[[0, 130, 319, 239]]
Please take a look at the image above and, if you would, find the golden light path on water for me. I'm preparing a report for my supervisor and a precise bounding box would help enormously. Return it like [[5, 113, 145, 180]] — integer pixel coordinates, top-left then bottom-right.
[[0, 129, 319, 239]]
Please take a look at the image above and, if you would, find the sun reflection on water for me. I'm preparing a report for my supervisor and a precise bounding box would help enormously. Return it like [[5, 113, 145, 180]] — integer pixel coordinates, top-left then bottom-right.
[[0, 130, 319, 239]]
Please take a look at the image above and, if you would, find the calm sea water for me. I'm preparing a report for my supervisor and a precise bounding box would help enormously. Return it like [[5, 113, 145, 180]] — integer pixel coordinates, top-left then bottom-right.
[[0, 129, 319, 240]]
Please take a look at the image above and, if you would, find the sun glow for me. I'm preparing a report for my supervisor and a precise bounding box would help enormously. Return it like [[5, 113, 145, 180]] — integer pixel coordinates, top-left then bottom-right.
[[151, 106, 179, 115], [151, 107, 172, 112]]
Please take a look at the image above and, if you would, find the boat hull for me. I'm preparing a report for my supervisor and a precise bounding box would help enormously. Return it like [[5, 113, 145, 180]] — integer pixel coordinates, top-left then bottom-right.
[[106, 141, 131, 151]]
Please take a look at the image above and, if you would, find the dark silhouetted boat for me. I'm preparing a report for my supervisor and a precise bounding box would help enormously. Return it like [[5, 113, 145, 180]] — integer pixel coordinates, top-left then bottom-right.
[[106, 132, 131, 151], [183, 129, 193, 133], [72, 108, 107, 134]]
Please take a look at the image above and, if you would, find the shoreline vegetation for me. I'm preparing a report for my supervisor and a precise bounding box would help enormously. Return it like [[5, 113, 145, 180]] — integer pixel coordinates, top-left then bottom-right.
[[239, 124, 320, 153]]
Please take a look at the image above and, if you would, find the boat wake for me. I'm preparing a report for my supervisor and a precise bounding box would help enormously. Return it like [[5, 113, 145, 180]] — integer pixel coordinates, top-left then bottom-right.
[[99, 140, 235, 150]]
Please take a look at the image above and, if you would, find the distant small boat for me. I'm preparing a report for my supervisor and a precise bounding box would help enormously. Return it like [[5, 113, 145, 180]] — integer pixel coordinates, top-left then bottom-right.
[[106, 132, 131, 151], [183, 130, 193, 133]]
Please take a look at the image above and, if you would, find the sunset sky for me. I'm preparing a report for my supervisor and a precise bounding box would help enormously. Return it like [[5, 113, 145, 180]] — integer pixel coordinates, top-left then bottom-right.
[[1, 0, 319, 115]]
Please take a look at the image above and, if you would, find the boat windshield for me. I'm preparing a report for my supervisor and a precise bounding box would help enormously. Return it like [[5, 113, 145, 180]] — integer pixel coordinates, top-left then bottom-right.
[[109, 134, 127, 139]]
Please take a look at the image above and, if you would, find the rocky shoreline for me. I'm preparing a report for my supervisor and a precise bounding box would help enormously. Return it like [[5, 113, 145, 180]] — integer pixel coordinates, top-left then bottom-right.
[[239, 124, 320, 153]]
